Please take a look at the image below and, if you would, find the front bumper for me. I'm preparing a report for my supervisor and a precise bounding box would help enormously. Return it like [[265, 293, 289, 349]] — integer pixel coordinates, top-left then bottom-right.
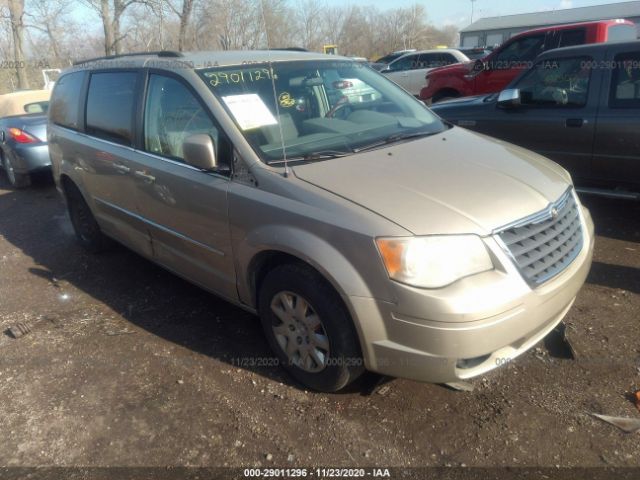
[[348, 206, 594, 383], [8, 143, 51, 174]]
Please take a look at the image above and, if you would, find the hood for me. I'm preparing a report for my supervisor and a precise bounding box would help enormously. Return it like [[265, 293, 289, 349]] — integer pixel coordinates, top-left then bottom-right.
[[427, 61, 475, 78], [432, 94, 489, 109], [292, 127, 570, 236]]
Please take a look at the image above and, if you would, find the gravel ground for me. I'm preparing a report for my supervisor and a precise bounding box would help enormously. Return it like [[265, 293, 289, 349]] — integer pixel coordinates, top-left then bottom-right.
[[0, 174, 639, 472]]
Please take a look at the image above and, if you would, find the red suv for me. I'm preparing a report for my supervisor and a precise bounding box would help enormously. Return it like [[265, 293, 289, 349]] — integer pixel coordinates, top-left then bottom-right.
[[420, 19, 636, 103]]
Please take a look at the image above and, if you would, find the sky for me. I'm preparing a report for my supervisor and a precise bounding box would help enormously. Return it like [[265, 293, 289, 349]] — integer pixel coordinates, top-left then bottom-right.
[[321, 0, 637, 27]]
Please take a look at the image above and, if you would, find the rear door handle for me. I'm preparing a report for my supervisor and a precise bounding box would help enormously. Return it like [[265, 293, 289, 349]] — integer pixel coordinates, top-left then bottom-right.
[[113, 163, 130, 174], [565, 118, 585, 128], [134, 170, 155, 183]]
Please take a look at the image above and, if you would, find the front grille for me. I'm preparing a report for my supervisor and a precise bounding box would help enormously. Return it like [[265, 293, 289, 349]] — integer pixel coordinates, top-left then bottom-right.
[[497, 189, 583, 286]]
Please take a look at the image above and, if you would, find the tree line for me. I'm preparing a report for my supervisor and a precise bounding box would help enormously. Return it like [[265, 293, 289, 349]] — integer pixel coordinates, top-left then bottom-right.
[[0, 0, 459, 92]]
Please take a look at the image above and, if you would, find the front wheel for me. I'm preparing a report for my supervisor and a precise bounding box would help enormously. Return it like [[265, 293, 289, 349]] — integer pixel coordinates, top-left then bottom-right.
[[258, 263, 364, 392]]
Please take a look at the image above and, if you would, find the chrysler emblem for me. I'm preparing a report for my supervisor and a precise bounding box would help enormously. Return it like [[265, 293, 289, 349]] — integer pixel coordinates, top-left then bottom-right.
[[550, 207, 559, 219]]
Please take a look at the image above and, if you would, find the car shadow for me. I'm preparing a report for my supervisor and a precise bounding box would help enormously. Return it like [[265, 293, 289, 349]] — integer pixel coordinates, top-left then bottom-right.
[[0, 174, 381, 394], [579, 194, 640, 244], [587, 261, 640, 295]]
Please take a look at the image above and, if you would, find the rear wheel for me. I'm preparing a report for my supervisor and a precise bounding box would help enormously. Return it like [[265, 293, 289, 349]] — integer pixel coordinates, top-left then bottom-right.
[[258, 263, 364, 392], [2, 153, 30, 189], [65, 183, 113, 253]]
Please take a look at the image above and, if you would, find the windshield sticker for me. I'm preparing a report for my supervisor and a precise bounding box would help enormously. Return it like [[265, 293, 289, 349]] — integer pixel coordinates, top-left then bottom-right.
[[203, 68, 274, 88], [222, 94, 277, 131], [278, 92, 296, 108]]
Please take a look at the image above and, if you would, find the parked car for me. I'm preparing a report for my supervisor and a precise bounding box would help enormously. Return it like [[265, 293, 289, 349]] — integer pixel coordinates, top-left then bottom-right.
[[432, 40, 640, 199], [421, 19, 637, 103], [0, 90, 51, 188], [380, 49, 470, 96], [49, 50, 593, 392]]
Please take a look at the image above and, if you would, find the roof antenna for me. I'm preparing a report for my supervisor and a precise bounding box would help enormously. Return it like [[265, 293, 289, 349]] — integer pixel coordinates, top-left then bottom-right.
[[260, 0, 290, 178]]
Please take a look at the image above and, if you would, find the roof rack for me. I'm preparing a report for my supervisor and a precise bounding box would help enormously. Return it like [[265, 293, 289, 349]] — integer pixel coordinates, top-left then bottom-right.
[[269, 47, 309, 52], [73, 51, 183, 66]]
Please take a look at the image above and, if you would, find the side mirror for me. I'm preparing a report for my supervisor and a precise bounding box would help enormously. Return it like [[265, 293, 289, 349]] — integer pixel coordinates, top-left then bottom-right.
[[497, 88, 521, 108], [466, 59, 488, 78], [182, 134, 217, 170], [473, 59, 484, 71]]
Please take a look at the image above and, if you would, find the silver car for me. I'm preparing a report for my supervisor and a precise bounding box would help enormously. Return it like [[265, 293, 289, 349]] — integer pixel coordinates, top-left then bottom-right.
[[48, 51, 594, 392], [0, 90, 51, 188]]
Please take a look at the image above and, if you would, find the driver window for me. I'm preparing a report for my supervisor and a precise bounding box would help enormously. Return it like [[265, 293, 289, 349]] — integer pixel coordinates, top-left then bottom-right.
[[492, 35, 545, 69], [515, 57, 591, 107], [144, 74, 219, 162], [389, 55, 416, 72]]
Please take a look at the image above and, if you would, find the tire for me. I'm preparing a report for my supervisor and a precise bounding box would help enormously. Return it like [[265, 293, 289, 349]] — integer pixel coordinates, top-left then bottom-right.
[[3, 153, 30, 189], [65, 183, 113, 253], [258, 263, 365, 392]]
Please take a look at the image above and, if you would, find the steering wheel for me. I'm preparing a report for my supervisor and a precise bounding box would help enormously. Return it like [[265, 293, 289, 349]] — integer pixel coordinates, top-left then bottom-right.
[[326, 95, 350, 118]]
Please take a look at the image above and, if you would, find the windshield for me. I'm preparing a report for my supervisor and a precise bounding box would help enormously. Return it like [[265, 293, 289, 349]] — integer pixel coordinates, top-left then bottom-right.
[[197, 60, 447, 164]]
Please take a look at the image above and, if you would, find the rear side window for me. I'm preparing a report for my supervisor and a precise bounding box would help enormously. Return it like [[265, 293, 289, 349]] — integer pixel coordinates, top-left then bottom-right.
[[607, 24, 638, 43], [50, 72, 84, 130], [417, 54, 438, 69], [557, 29, 586, 48], [86, 72, 137, 146], [609, 52, 640, 108]]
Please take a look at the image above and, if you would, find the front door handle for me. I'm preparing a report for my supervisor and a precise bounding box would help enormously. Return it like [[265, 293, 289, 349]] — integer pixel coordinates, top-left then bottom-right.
[[134, 170, 155, 183], [565, 118, 585, 128], [113, 163, 130, 174]]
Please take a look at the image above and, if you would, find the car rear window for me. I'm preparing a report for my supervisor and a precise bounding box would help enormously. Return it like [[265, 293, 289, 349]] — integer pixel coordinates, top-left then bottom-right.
[[557, 29, 586, 48], [24, 101, 49, 114], [609, 52, 640, 108], [86, 72, 137, 146], [50, 71, 84, 130]]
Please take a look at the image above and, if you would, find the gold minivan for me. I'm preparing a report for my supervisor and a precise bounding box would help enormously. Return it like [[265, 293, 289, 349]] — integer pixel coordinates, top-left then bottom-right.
[[48, 51, 594, 391]]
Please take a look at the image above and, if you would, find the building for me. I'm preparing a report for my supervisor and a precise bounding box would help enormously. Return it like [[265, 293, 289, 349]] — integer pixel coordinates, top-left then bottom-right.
[[460, 0, 640, 47]]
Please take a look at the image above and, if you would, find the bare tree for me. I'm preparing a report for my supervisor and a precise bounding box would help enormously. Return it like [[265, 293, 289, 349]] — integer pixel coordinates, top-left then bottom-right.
[[82, 0, 139, 55], [3, 0, 29, 88], [24, 0, 75, 63], [165, 0, 194, 51], [294, 0, 325, 51]]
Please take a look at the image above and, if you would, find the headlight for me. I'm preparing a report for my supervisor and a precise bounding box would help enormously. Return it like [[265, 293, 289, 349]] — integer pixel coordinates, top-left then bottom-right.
[[376, 235, 493, 288]]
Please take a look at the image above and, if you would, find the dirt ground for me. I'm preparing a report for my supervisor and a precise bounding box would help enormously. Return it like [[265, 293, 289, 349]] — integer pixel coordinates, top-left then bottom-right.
[[0, 173, 639, 473]]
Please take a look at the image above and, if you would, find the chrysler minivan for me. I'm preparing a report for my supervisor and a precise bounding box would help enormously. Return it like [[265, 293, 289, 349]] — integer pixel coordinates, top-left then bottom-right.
[[48, 51, 594, 392]]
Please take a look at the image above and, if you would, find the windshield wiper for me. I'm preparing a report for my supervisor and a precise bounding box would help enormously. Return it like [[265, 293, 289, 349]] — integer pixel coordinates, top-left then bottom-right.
[[353, 130, 437, 153], [269, 150, 353, 165]]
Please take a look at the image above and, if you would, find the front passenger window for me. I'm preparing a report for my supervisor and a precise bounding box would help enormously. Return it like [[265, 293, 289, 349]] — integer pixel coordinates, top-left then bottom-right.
[[144, 74, 219, 163]]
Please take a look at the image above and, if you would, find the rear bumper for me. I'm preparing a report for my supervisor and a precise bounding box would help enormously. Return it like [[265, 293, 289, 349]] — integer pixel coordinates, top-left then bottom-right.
[[348, 206, 594, 383], [7, 143, 50, 173]]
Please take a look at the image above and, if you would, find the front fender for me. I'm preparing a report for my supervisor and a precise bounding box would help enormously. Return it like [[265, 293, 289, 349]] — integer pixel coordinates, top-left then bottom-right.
[[235, 224, 376, 308]]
